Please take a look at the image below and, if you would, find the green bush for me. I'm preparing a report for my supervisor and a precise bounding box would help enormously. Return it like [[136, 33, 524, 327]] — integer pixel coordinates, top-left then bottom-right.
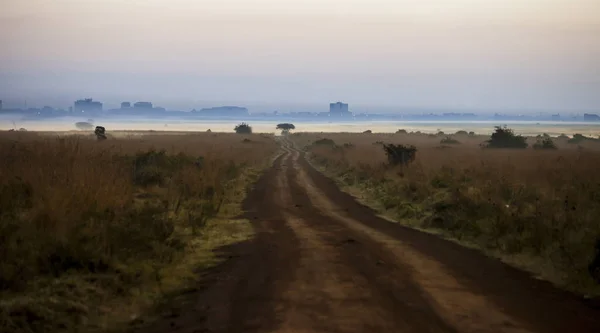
[[568, 134, 598, 144], [485, 126, 528, 149], [313, 138, 336, 146], [234, 123, 252, 134], [382, 144, 417, 166], [440, 136, 461, 144], [533, 138, 558, 150]]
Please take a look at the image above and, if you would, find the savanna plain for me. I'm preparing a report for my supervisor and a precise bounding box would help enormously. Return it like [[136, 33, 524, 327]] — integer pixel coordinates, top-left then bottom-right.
[[1, 126, 600, 333]]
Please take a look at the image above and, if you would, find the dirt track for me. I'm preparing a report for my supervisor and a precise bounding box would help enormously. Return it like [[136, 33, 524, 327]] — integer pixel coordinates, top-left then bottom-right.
[[135, 138, 600, 333]]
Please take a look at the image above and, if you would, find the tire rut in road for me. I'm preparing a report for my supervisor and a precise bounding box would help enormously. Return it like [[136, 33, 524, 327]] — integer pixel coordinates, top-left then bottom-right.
[[289, 140, 600, 333], [280, 144, 457, 333]]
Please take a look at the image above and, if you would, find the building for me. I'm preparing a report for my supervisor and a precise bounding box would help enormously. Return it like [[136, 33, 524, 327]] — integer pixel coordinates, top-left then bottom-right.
[[192, 106, 249, 117], [329, 102, 351, 117], [73, 98, 103, 114], [134, 101, 153, 109], [584, 113, 600, 122], [121, 102, 131, 108]]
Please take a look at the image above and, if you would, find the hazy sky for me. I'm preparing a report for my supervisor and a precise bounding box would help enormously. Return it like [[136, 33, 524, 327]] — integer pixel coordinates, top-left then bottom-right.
[[1, 0, 599, 112]]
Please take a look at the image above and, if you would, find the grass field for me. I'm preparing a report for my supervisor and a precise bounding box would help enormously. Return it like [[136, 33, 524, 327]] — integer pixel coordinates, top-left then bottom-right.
[[0, 131, 278, 333], [291, 130, 600, 296]]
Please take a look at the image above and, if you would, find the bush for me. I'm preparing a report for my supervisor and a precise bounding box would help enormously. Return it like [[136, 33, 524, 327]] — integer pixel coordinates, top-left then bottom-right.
[[440, 136, 461, 144], [396, 129, 407, 134], [363, 130, 372, 134], [94, 126, 107, 140], [485, 126, 528, 149], [533, 138, 558, 150], [382, 144, 417, 166], [568, 134, 598, 144], [313, 138, 335, 146], [455, 130, 468, 135], [234, 123, 252, 134]]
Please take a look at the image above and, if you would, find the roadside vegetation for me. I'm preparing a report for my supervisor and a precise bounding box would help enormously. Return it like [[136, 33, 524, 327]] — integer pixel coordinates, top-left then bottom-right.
[[293, 129, 600, 296], [0, 131, 277, 333]]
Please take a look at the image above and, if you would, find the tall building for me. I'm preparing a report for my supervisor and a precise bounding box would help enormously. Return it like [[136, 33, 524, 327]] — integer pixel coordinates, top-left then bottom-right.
[[134, 101, 153, 109], [329, 102, 351, 117], [73, 98, 103, 114]]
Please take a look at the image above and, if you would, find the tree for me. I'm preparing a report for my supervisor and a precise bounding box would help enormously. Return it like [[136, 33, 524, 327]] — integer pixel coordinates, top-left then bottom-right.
[[75, 122, 94, 130], [234, 123, 252, 134], [382, 144, 417, 166], [485, 126, 528, 149], [276, 123, 295, 135], [95, 126, 107, 140]]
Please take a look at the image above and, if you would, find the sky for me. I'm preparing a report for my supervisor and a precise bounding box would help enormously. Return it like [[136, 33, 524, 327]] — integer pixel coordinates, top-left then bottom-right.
[[1, 0, 599, 113]]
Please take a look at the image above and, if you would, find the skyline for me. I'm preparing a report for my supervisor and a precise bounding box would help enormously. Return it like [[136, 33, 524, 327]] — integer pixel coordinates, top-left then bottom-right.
[[1, 0, 600, 113]]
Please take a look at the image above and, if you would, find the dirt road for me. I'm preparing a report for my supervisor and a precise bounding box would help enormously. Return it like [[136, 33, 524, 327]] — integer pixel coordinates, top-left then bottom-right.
[[136, 139, 600, 333]]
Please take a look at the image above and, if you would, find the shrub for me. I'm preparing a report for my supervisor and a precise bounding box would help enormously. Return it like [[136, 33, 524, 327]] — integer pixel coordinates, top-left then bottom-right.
[[314, 138, 335, 146], [455, 130, 468, 135], [468, 131, 476, 136], [485, 126, 528, 149], [94, 126, 107, 140], [568, 134, 598, 144], [363, 130, 372, 134], [234, 123, 252, 134], [440, 136, 461, 144], [382, 144, 417, 166], [396, 129, 407, 134], [533, 138, 558, 150]]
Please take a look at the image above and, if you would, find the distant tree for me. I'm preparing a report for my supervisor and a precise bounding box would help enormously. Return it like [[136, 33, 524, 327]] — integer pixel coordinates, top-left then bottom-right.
[[468, 131, 476, 136], [485, 126, 528, 149], [396, 129, 408, 134], [75, 122, 94, 130], [276, 123, 295, 135], [363, 130, 372, 134], [455, 130, 468, 135], [234, 123, 252, 134]]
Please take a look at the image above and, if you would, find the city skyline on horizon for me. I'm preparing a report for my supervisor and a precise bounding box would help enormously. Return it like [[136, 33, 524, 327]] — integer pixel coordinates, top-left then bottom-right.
[[0, 94, 596, 117], [2, 0, 599, 113]]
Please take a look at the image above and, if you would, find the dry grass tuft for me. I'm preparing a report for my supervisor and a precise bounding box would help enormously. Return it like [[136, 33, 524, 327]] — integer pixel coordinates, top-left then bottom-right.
[[0, 131, 277, 332]]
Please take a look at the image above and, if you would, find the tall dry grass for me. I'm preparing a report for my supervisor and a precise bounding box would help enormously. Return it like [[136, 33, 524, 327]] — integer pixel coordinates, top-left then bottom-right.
[[295, 132, 600, 295], [0, 131, 277, 332]]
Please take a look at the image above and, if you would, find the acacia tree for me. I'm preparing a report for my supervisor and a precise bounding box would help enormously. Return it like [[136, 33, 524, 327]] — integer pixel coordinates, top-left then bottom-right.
[[276, 123, 295, 135]]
